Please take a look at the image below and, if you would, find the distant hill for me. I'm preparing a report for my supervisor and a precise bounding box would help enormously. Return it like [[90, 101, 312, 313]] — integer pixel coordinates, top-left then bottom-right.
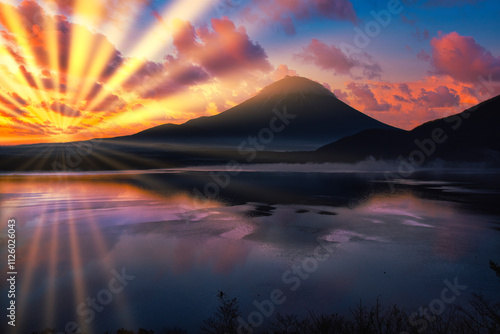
[[118, 76, 396, 150], [316, 94, 500, 164]]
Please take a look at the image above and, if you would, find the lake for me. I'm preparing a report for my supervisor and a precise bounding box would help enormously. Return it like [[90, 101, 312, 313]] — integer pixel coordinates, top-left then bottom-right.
[[1, 166, 500, 333]]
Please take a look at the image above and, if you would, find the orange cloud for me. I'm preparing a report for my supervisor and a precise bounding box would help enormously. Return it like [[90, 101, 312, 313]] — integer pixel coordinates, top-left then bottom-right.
[[334, 76, 484, 130], [347, 82, 394, 112]]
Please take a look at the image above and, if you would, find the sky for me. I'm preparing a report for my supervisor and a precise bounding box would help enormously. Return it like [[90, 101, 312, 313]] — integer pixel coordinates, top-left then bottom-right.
[[0, 0, 499, 145]]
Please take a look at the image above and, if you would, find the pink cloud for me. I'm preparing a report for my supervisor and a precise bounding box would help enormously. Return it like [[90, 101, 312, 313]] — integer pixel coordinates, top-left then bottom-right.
[[332, 88, 349, 102], [347, 82, 392, 112], [417, 49, 431, 62], [417, 86, 460, 108], [87, 94, 126, 112], [295, 39, 381, 79], [18, 65, 40, 89], [50, 102, 82, 118], [123, 17, 271, 99], [401, 14, 430, 41], [171, 19, 200, 56], [399, 83, 413, 97], [0, 92, 28, 116], [9, 92, 28, 106], [429, 32, 500, 83], [122, 58, 210, 99], [195, 17, 273, 76], [271, 64, 297, 81]]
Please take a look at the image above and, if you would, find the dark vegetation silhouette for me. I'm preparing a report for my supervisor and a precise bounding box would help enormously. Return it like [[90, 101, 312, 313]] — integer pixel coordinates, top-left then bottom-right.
[[200, 291, 240, 334]]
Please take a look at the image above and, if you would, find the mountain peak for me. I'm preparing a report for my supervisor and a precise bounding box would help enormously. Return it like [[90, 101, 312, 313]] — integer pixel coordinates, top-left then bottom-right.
[[259, 76, 335, 97], [125, 75, 393, 150]]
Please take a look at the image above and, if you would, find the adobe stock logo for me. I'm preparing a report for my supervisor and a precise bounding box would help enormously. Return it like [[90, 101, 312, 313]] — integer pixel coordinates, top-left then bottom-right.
[[56, 268, 135, 334], [340, 0, 404, 57], [401, 277, 467, 334], [236, 238, 335, 333], [213, 0, 246, 17]]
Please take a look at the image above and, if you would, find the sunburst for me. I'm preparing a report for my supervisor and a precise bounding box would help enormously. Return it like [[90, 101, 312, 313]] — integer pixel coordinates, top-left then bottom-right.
[[0, 0, 215, 144]]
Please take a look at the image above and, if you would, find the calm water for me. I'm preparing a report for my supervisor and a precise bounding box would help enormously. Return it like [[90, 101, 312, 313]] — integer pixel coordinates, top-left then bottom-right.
[[1, 167, 500, 333]]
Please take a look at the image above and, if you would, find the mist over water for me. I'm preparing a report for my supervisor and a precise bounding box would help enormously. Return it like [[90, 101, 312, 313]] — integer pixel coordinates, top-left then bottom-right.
[[1, 168, 499, 333]]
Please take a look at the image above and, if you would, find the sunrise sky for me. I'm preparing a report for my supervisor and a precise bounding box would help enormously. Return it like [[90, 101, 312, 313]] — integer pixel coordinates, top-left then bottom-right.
[[0, 0, 499, 145]]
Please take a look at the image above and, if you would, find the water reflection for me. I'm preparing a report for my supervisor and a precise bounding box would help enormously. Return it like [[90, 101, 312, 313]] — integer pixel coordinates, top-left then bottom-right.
[[0, 171, 499, 333]]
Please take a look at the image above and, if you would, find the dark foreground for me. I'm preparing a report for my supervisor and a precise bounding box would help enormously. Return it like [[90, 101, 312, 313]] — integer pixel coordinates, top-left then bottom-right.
[[30, 287, 500, 333]]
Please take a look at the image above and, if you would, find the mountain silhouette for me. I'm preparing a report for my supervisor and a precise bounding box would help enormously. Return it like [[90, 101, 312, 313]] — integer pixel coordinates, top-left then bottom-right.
[[1, 81, 498, 172], [316, 94, 500, 164], [118, 76, 395, 150]]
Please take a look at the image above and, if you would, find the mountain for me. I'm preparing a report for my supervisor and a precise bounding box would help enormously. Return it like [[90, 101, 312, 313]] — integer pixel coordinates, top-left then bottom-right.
[[3, 78, 497, 172], [316, 94, 500, 164], [118, 76, 396, 150]]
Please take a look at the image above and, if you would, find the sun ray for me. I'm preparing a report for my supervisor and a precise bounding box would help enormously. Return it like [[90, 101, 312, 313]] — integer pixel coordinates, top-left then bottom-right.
[[0, 100, 28, 121], [87, 144, 165, 170], [85, 0, 214, 112], [42, 200, 61, 329], [0, 45, 40, 103], [70, 0, 148, 112], [10, 144, 57, 172], [66, 0, 105, 81], [0, 98, 53, 133], [62, 177, 91, 333], [78, 180, 137, 330], [65, 0, 107, 117], [0, 5, 58, 125], [16, 206, 49, 330], [42, 4, 64, 126], [67, 59, 204, 131]]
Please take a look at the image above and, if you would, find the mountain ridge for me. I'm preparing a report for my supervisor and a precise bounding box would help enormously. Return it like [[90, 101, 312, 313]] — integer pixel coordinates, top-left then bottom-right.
[[118, 76, 397, 150]]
